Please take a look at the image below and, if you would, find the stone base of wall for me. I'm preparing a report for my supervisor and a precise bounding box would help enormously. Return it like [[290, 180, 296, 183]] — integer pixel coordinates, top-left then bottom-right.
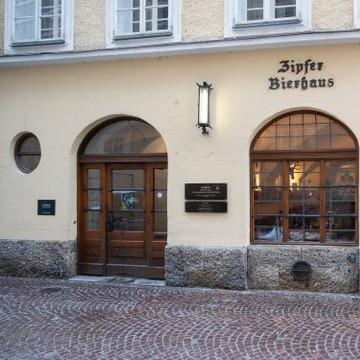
[[248, 245, 359, 294], [165, 246, 247, 290], [165, 245, 359, 293], [0, 239, 77, 279]]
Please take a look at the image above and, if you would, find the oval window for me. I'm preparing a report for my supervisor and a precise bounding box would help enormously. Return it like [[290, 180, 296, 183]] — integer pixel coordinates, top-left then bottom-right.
[[15, 133, 41, 173]]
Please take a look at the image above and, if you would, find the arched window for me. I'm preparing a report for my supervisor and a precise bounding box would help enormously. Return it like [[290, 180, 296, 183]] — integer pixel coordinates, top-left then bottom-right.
[[251, 111, 358, 245], [82, 120, 166, 155]]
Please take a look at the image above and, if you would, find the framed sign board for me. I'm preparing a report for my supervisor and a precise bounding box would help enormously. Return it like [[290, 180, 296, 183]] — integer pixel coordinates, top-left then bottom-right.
[[38, 200, 56, 216], [185, 201, 227, 213], [185, 183, 227, 200]]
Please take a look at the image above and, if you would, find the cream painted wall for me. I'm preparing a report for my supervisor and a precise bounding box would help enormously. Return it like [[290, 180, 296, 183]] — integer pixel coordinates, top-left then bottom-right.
[[0, 45, 360, 248], [182, 0, 224, 41], [74, 0, 106, 51], [313, 0, 354, 31]]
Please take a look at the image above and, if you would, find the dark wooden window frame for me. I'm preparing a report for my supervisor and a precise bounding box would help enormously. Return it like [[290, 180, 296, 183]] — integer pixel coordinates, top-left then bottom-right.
[[250, 111, 359, 246], [15, 133, 41, 174]]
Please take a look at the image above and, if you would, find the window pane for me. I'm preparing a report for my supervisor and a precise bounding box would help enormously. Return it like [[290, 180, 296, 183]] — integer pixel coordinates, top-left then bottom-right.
[[254, 216, 282, 241], [15, 0, 36, 17], [275, 7, 296, 19], [326, 216, 356, 243], [253, 113, 356, 152], [19, 136, 40, 153], [253, 137, 276, 151], [247, 9, 263, 21], [117, 9, 137, 33], [84, 120, 167, 155], [254, 187, 281, 215], [18, 155, 40, 172], [248, 0, 263, 8], [289, 189, 320, 215], [253, 161, 282, 186], [289, 161, 320, 187], [325, 161, 356, 186], [16, 134, 41, 173], [15, 18, 36, 42], [289, 216, 320, 242]]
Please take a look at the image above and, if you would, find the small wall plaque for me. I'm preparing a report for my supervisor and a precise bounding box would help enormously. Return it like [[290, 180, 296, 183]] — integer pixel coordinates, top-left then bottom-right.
[[185, 183, 227, 200], [38, 200, 56, 216], [185, 201, 227, 213]]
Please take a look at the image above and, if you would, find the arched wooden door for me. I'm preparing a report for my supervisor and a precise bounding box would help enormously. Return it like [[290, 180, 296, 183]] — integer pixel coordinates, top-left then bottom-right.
[[78, 119, 168, 279]]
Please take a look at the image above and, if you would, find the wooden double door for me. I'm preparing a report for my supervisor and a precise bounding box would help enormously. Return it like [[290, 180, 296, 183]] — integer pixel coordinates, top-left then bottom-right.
[[79, 162, 167, 279]]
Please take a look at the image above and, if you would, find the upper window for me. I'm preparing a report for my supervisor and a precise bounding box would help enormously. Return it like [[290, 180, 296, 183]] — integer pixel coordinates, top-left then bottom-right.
[[107, 0, 181, 48], [251, 112, 358, 245], [13, 0, 63, 44], [5, 0, 73, 54], [225, 0, 311, 37], [115, 0, 170, 37], [237, 0, 299, 24]]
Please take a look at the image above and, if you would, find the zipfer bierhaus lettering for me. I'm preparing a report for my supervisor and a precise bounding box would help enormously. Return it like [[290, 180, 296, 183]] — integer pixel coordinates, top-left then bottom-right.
[[268, 59, 334, 91]]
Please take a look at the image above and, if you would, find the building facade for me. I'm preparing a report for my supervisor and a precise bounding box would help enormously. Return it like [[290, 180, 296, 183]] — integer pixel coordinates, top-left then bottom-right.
[[1, 0, 360, 293]]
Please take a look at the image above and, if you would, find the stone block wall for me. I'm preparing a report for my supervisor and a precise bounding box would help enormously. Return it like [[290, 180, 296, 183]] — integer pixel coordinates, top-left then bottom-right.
[[248, 245, 359, 293], [165, 246, 247, 290], [166, 245, 359, 293], [0, 239, 77, 279]]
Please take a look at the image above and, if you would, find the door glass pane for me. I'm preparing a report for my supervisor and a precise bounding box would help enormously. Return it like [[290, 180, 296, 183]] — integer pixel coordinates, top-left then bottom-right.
[[154, 212, 167, 233], [86, 168, 101, 231], [86, 211, 100, 231], [112, 191, 145, 211], [88, 190, 101, 210], [112, 212, 145, 232], [112, 169, 144, 189], [153, 168, 167, 234], [112, 169, 144, 211], [88, 169, 100, 188]]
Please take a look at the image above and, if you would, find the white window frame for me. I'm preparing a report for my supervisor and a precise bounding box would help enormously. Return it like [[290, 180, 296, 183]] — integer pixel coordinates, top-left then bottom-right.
[[225, 0, 311, 38], [354, 0, 360, 28], [106, 0, 181, 49], [4, 0, 74, 55]]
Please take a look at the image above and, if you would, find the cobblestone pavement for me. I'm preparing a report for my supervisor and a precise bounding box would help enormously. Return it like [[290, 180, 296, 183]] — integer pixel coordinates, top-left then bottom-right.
[[1, 277, 360, 360]]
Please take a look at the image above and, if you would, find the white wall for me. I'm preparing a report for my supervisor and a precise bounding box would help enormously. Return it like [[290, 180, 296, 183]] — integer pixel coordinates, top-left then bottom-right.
[[0, 44, 359, 248]]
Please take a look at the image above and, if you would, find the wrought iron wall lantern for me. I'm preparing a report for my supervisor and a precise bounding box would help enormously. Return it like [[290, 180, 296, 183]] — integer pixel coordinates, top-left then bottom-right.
[[197, 81, 213, 134]]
